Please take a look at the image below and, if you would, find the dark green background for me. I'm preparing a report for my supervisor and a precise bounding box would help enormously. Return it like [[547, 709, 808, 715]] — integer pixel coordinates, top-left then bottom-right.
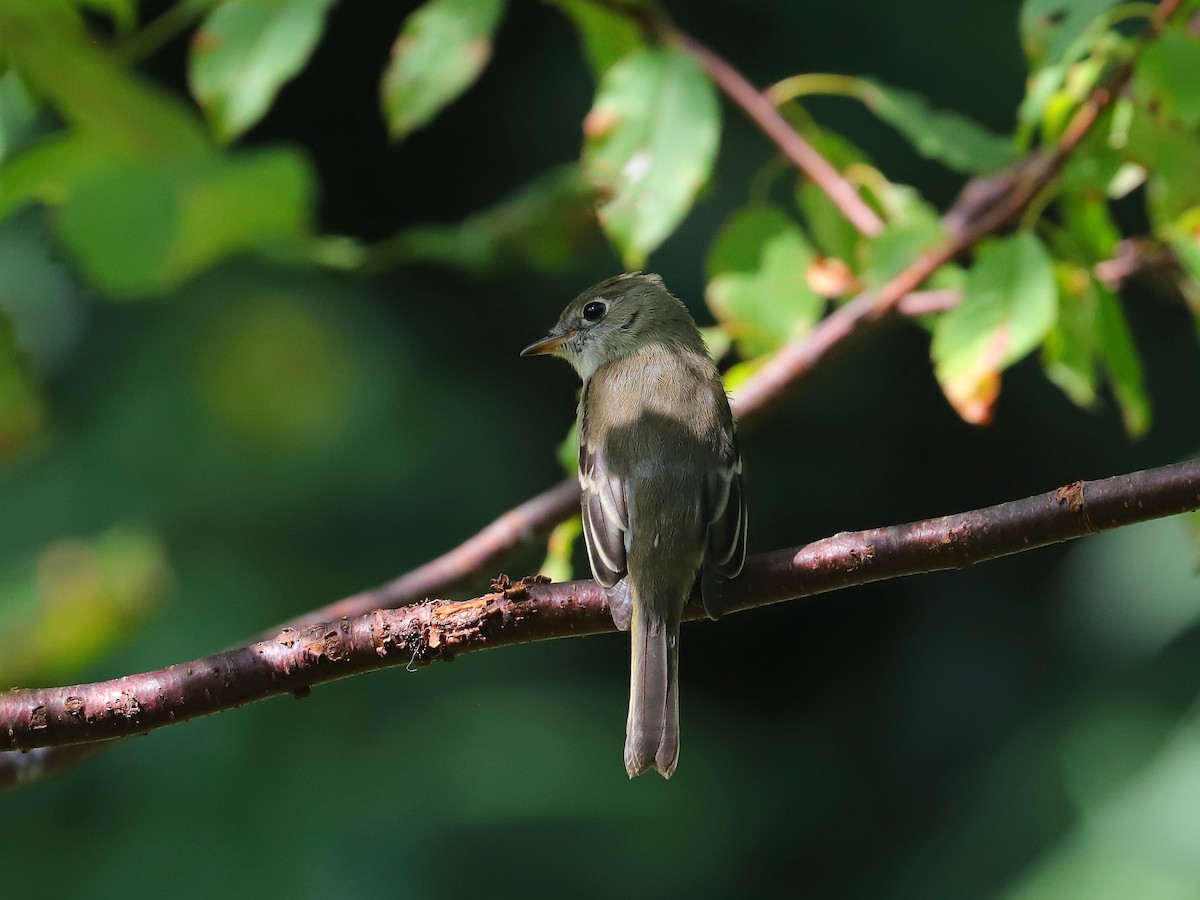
[[3, 1, 1200, 897]]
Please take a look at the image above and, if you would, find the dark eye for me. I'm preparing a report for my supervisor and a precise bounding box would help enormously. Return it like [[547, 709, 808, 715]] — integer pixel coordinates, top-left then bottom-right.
[[582, 301, 607, 322]]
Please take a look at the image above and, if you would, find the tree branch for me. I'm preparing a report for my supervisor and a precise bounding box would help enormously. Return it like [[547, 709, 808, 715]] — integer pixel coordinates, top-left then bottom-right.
[[3, 459, 1197, 755], [729, 0, 1182, 425], [671, 31, 886, 238], [3, 0, 1182, 788], [274, 0, 1184, 630]]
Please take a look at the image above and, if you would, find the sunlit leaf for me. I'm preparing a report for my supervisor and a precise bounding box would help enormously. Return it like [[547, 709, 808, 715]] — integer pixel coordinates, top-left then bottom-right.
[[1095, 285, 1149, 437], [1186, 510, 1200, 574], [932, 232, 1058, 425], [0, 311, 42, 459], [380, 0, 506, 140], [794, 129, 871, 264], [190, 0, 338, 143], [1042, 263, 1100, 407], [861, 80, 1016, 175], [1060, 193, 1121, 263], [556, 419, 580, 476], [1126, 108, 1200, 226], [539, 515, 582, 584], [1135, 29, 1200, 130], [705, 205, 823, 359], [555, 0, 643, 79], [0, 2, 208, 158], [582, 46, 720, 268], [861, 183, 944, 288], [58, 149, 313, 297], [1019, 0, 1116, 67], [0, 526, 170, 684]]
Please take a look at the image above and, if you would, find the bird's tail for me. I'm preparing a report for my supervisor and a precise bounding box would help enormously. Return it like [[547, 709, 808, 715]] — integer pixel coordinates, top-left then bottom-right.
[[624, 608, 679, 779]]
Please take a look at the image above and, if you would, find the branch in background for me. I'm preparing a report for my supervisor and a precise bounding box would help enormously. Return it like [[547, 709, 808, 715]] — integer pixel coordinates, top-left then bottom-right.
[[1093, 237, 1181, 291], [671, 31, 886, 238], [2, 459, 1196, 757]]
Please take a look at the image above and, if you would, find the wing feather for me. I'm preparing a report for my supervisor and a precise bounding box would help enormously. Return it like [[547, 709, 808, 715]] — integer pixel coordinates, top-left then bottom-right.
[[579, 434, 628, 592]]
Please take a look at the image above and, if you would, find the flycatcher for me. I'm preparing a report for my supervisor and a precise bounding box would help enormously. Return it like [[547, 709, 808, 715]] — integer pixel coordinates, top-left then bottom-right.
[[522, 273, 746, 778]]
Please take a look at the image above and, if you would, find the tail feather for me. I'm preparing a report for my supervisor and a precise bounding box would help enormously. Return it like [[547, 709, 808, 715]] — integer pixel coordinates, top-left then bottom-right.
[[624, 611, 680, 779]]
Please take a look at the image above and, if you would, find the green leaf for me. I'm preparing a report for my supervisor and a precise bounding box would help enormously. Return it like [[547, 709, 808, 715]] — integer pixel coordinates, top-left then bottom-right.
[[1135, 29, 1200, 129], [794, 129, 871, 263], [1095, 285, 1149, 437], [0, 311, 42, 459], [75, 0, 139, 34], [861, 80, 1016, 175], [556, 419, 579, 476], [1058, 193, 1121, 263], [380, 0, 506, 140], [1168, 217, 1200, 321], [58, 149, 313, 297], [582, 47, 720, 268], [932, 232, 1058, 425], [369, 165, 597, 274], [555, 0, 643, 79], [1126, 108, 1200, 225], [1019, 0, 1116, 68], [1042, 264, 1100, 407], [0, 134, 115, 220], [539, 516, 582, 584], [860, 184, 944, 288], [189, 0, 338, 143], [1185, 510, 1200, 574], [705, 206, 823, 359], [0, 526, 170, 684], [0, 2, 208, 158], [0, 69, 39, 164]]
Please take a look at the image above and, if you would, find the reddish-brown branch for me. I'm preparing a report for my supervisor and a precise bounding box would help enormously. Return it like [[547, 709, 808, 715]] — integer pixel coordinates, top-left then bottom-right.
[[672, 32, 886, 238], [2, 0, 1183, 788], [3, 459, 1197, 756], [270, 478, 581, 636], [273, 0, 1181, 632]]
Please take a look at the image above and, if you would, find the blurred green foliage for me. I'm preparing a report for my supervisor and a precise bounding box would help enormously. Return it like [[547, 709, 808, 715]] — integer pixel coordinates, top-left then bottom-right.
[[0, 0, 1198, 896]]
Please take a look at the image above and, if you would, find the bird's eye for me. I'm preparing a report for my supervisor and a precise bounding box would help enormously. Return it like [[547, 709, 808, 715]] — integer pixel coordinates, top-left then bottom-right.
[[582, 301, 607, 322]]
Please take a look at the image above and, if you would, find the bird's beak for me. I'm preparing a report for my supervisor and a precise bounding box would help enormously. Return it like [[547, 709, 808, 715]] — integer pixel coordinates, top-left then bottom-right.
[[521, 330, 574, 357]]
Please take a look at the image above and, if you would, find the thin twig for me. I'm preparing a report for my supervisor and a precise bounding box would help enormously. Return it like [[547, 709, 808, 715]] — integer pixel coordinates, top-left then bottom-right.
[[3, 459, 1197, 755], [731, 0, 1183, 425], [671, 32, 886, 238]]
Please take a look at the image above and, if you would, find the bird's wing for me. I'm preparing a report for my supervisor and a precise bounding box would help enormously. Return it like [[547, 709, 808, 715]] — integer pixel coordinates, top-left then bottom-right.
[[579, 432, 632, 630], [701, 444, 747, 619]]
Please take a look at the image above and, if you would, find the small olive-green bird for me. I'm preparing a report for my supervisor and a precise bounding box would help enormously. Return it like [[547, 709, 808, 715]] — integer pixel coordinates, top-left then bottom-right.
[[522, 273, 747, 778]]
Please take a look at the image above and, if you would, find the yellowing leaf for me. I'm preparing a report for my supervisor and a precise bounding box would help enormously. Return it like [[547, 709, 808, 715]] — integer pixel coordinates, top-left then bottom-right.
[[932, 232, 1058, 425]]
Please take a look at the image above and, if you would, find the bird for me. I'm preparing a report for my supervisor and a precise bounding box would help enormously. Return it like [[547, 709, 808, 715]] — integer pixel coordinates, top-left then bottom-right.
[[522, 272, 746, 778]]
